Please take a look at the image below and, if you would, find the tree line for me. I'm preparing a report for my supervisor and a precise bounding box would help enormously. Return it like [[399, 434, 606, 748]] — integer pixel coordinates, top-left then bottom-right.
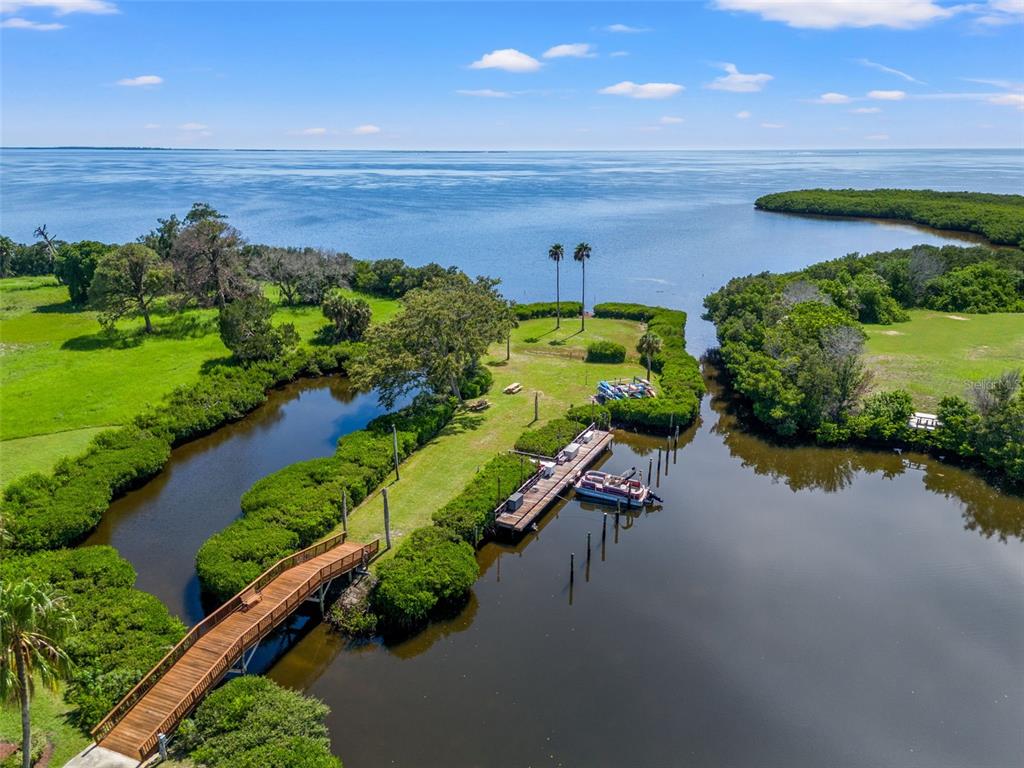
[[755, 188, 1024, 248], [703, 244, 1023, 486]]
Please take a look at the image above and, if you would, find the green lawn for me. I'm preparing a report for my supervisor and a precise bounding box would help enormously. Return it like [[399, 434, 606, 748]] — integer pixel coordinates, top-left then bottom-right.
[[864, 309, 1024, 410], [0, 685, 90, 767], [344, 316, 651, 553], [0, 277, 397, 487]]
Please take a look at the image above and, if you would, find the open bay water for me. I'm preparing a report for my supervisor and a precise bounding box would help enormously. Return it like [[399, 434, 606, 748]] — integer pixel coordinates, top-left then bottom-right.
[[2, 148, 1022, 350]]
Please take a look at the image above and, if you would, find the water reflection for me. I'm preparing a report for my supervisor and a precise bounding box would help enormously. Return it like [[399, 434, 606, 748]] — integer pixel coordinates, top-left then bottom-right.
[[269, 367, 1023, 768], [82, 377, 390, 623]]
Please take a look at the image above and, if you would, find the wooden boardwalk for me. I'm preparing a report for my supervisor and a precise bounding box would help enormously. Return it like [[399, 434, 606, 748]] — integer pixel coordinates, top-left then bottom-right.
[[496, 427, 613, 533], [92, 534, 379, 762]]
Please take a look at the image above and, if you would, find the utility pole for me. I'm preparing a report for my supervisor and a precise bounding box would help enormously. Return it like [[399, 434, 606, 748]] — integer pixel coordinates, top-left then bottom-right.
[[392, 423, 400, 481], [382, 487, 392, 550]]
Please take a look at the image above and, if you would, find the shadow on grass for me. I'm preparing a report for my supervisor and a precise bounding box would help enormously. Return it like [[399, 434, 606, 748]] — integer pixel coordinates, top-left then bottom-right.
[[437, 411, 487, 437], [485, 359, 509, 367], [60, 314, 217, 351], [34, 300, 78, 314], [199, 355, 239, 374]]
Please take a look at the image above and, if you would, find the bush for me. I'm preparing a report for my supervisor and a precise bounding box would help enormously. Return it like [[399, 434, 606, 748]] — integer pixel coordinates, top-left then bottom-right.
[[432, 454, 529, 542], [176, 676, 339, 768], [219, 294, 299, 361], [0, 547, 186, 729], [321, 292, 372, 342], [514, 418, 586, 457], [585, 340, 626, 363], [513, 301, 583, 320], [372, 527, 478, 630], [196, 396, 457, 601], [849, 390, 914, 442], [924, 262, 1024, 313], [459, 365, 493, 400]]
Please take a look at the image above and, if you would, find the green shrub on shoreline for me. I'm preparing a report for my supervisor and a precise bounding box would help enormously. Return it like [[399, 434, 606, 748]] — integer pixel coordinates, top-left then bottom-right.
[[3, 344, 357, 552], [513, 301, 582, 320], [755, 189, 1024, 247], [514, 418, 586, 458], [431, 453, 530, 542]]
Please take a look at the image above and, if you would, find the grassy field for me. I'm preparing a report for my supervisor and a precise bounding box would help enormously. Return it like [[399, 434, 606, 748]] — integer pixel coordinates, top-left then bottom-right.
[[0, 276, 398, 486], [344, 316, 652, 553], [864, 310, 1024, 410], [0, 685, 90, 767]]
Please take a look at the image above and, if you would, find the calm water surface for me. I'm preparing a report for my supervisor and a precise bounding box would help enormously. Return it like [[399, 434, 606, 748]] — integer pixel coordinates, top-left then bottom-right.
[[82, 377, 389, 624], [3, 148, 1022, 350], [270, 371, 1024, 768]]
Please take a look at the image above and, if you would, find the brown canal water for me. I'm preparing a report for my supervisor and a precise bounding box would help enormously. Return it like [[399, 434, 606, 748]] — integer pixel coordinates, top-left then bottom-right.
[[269, 370, 1024, 768], [81, 377, 391, 624]]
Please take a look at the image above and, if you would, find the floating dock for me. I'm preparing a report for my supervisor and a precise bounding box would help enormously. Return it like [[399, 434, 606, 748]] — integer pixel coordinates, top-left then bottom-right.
[[495, 426, 613, 534]]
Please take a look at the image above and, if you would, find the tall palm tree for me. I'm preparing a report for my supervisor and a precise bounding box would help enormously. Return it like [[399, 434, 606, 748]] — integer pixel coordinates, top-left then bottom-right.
[[637, 331, 663, 382], [548, 243, 564, 328], [573, 242, 591, 331], [0, 580, 75, 768]]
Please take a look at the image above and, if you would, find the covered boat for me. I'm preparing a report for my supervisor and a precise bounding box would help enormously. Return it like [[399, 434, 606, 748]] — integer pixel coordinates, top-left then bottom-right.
[[572, 469, 657, 507]]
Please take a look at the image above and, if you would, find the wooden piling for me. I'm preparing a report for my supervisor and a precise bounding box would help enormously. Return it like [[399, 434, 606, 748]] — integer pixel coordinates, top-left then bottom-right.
[[534, 391, 539, 422], [570, 553, 575, 584], [586, 532, 592, 562], [647, 458, 653, 485], [602, 512, 607, 540], [382, 487, 392, 550]]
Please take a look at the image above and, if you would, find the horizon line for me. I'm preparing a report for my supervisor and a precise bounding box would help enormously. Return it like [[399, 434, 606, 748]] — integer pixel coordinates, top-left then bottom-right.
[[2, 145, 1021, 153]]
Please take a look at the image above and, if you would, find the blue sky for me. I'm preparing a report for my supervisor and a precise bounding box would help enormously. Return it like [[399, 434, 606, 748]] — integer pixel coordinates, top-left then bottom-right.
[[2, 1, 1023, 149]]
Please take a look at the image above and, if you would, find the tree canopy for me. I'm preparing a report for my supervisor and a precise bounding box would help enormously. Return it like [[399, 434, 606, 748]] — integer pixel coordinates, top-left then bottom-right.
[[88, 243, 173, 333], [351, 273, 514, 406]]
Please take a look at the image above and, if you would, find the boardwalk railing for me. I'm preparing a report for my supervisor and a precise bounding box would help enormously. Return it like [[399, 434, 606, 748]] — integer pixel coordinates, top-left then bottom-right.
[[91, 531, 372, 745]]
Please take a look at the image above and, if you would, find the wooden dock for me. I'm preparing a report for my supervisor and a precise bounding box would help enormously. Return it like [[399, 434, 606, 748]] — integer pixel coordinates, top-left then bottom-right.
[[495, 427, 613, 533], [92, 534, 379, 762]]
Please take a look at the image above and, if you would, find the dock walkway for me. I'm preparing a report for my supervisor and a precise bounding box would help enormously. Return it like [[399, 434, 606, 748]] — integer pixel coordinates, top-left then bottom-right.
[[92, 534, 379, 762], [495, 426, 613, 533]]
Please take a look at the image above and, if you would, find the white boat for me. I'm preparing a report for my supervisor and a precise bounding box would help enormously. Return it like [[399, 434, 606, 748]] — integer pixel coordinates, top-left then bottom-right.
[[572, 469, 658, 507]]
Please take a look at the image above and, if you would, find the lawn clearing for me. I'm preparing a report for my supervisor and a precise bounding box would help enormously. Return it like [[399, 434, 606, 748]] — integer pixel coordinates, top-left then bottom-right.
[[0, 277, 397, 486], [343, 316, 651, 554], [864, 309, 1024, 410]]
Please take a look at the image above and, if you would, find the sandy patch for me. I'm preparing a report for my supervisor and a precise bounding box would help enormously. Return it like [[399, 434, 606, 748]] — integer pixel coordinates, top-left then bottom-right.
[[876, 330, 905, 336], [944, 314, 969, 321]]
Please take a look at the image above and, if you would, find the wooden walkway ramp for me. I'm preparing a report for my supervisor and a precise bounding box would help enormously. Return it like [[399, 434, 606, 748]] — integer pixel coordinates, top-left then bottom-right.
[[496, 426, 613, 533], [92, 533, 379, 762]]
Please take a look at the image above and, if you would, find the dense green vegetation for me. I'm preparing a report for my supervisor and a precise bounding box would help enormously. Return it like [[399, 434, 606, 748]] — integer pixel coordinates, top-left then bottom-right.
[[513, 300, 582, 320], [4, 344, 357, 552], [514, 418, 587, 458], [585, 340, 626, 363], [196, 396, 458, 601], [755, 189, 1024, 247], [704, 244, 1024, 485], [592, 303, 704, 430], [175, 676, 339, 768], [430, 453, 530, 542], [0, 547, 185, 731]]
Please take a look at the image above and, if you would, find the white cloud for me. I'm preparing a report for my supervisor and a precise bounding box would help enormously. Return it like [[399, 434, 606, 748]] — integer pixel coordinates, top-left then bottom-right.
[[856, 58, 925, 84], [457, 88, 513, 98], [143, 123, 160, 129], [610, 50, 629, 57], [760, 122, 784, 128], [542, 43, 596, 59], [0, 15, 62, 28], [301, 127, 328, 135], [989, 93, 1024, 109], [712, 0, 958, 29], [707, 62, 773, 93], [352, 124, 381, 135], [599, 81, 684, 99], [179, 122, 208, 131], [815, 92, 851, 104], [0, 0, 118, 14], [865, 133, 890, 140], [974, 0, 1024, 26], [117, 74, 162, 87], [851, 106, 882, 113], [868, 89, 907, 100], [736, 110, 751, 119], [604, 23, 649, 33], [659, 116, 685, 124], [469, 48, 542, 73]]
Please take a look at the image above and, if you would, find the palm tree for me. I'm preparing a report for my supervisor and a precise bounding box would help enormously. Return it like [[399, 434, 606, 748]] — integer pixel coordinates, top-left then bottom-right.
[[548, 243, 564, 328], [573, 242, 591, 331], [637, 331, 663, 382], [0, 580, 75, 768]]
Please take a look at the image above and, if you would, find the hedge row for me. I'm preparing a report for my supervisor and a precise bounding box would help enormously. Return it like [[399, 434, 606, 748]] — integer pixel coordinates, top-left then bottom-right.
[[585, 340, 626, 363], [0, 546, 186, 729], [431, 453, 530, 542], [592, 303, 704, 431], [513, 301, 582, 320], [196, 395, 459, 602], [514, 418, 586, 458], [3, 343, 358, 552]]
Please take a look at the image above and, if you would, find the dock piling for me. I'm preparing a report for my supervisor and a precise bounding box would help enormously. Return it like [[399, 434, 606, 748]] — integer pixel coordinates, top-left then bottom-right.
[[570, 553, 575, 584], [586, 532, 592, 561], [534, 391, 539, 422], [647, 458, 653, 485], [602, 512, 607, 541]]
